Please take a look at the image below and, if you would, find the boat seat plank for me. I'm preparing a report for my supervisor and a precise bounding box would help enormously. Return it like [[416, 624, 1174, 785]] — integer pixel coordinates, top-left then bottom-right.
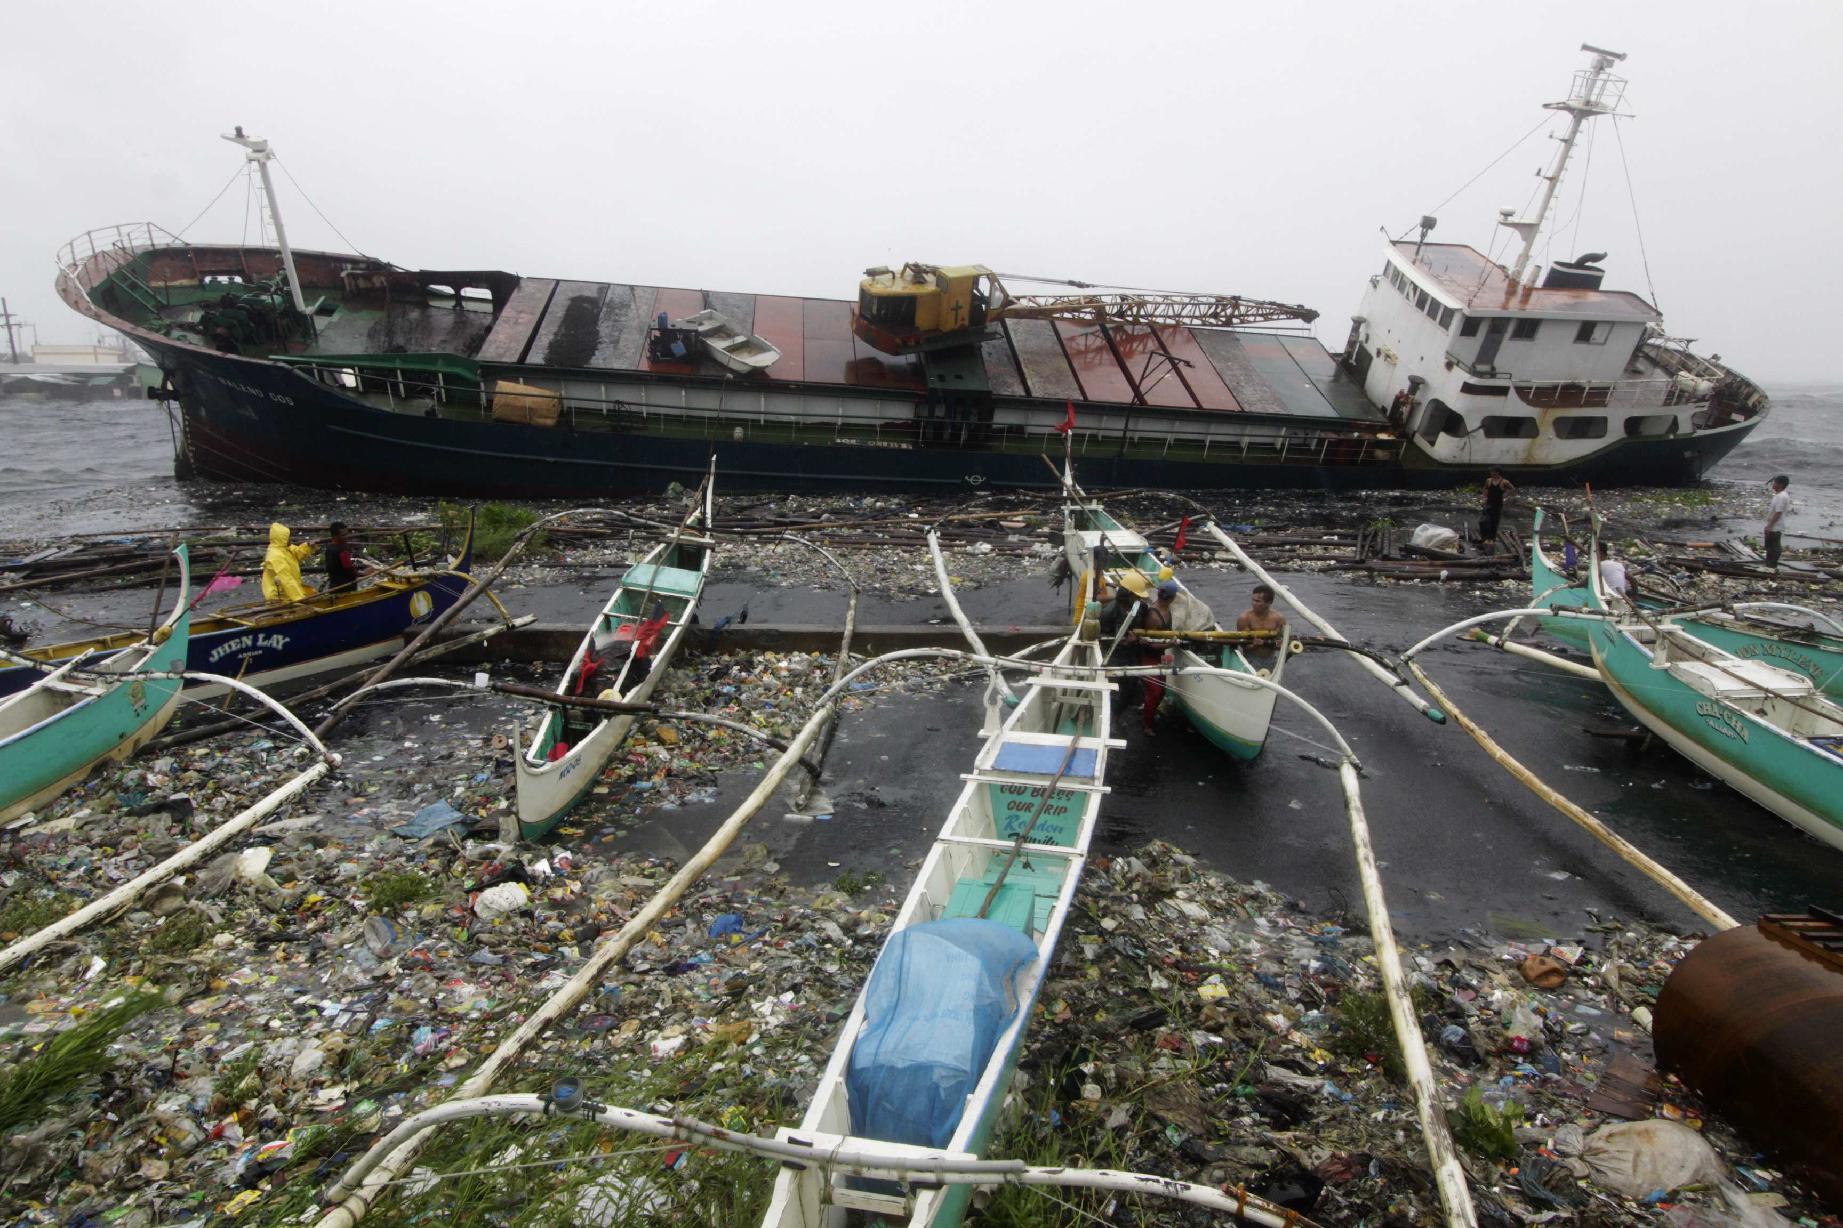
[[938, 833, 1084, 856], [1670, 658, 1814, 700], [477, 279, 558, 365], [825, 1185, 913, 1216], [959, 771, 1109, 794], [992, 741, 1098, 778], [619, 562, 704, 599]]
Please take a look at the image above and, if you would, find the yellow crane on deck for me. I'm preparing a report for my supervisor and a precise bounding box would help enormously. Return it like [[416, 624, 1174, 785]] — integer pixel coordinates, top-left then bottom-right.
[[852, 263, 1319, 355]]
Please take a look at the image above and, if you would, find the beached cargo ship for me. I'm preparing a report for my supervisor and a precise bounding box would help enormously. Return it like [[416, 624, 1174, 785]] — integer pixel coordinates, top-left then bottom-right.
[[54, 49, 1764, 496]]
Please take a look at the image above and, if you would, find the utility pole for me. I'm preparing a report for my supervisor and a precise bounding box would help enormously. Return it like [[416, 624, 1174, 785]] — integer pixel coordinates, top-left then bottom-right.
[[0, 299, 20, 363]]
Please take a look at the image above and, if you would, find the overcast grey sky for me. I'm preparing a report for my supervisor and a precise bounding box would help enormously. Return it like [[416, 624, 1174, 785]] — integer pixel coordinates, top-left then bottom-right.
[[5, 0, 1839, 383]]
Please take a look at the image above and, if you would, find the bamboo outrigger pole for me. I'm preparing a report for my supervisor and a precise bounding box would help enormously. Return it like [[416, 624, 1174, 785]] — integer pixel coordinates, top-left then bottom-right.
[[1198, 520, 1447, 724], [1401, 611, 1739, 932]]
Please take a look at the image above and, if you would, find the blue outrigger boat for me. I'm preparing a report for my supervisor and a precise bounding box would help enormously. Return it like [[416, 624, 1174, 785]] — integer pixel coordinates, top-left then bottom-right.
[[1530, 509, 1843, 698], [762, 619, 1118, 1227], [1583, 540, 1843, 852], [0, 546, 192, 821], [0, 524, 472, 701]]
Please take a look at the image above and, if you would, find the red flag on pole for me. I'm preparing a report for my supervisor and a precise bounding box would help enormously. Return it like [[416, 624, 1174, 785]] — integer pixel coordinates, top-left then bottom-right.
[[1056, 401, 1076, 434], [1173, 516, 1190, 553]]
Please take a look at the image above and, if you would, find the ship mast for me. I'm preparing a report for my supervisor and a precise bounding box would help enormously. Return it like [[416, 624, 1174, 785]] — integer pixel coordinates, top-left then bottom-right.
[[221, 127, 309, 315], [1499, 44, 1628, 286]]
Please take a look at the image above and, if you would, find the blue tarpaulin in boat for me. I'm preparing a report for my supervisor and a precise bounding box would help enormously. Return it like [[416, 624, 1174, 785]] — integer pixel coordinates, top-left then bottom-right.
[[846, 918, 1038, 1149]]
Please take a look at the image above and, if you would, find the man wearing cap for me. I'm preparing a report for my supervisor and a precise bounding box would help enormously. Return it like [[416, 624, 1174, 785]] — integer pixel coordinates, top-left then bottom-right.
[[1764, 475, 1792, 568]]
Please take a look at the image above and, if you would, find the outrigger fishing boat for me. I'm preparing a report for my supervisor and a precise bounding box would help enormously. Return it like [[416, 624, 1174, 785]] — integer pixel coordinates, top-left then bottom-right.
[[0, 545, 192, 821], [0, 522, 473, 701], [514, 474, 714, 839], [1059, 469, 1286, 758], [761, 619, 1117, 1227], [1530, 509, 1843, 696], [1584, 540, 1843, 852]]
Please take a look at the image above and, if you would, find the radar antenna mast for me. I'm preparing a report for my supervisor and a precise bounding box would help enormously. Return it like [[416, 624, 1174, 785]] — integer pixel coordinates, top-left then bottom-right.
[[221, 127, 309, 315], [1500, 44, 1628, 286]]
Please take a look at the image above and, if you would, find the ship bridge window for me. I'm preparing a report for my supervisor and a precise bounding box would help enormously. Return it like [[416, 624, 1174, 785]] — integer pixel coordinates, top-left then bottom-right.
[[1575, 321, 1612, 345], [1459, 381, 1509, 397], [1438, 305, 1456, 330], [1552, 416, 1607, 440], [1624, 413, 1679, 437], [1481, 415, 1539, 438], [1459, 316, 1482, 338], [1511, 319, 1541, 340]]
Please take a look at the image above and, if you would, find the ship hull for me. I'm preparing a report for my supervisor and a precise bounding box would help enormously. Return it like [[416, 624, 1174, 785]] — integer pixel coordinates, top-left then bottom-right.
[[155, 339, 1758, 495]]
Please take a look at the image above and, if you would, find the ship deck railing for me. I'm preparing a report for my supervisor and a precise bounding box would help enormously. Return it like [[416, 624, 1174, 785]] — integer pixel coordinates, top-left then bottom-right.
[[280, 358, 1402, 467]]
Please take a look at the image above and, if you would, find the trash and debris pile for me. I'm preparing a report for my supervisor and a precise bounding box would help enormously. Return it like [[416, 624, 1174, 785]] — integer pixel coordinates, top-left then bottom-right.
[[5, 833, 1834, 1226], [982, 842, 1835, 1227]]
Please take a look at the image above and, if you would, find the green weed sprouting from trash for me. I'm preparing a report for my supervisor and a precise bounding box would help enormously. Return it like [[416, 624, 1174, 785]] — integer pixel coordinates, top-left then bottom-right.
[[0, 992, 164, 1133], [360, 871, 437, 911], [1330, 986, 1438, 1082], [982, 1060, 1141, 1228], [440, 500, 546, 560], [833, 869, 883, 895], [1449, 1085, 1523, 1163], [235, 1057, 788, 1228], [141, 907, 213, 956], [0, 889, 76, 940]]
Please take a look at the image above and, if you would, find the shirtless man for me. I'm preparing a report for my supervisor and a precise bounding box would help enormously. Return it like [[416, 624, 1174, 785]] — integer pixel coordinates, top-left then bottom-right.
[[1236, 584, 1287, 668]]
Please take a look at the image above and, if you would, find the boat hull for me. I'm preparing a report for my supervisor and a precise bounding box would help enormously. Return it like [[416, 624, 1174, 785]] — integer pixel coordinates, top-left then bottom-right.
[[1168, 645, 1283, 760], [1591, 629, 1843, 852], [149, 339, 1759, 496], [0, 554, 471, 701], [0, 554, 191, 821]]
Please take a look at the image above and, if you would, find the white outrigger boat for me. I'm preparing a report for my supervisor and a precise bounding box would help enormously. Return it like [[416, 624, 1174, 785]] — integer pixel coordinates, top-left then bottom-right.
[[761, 620, 1118, 1227], [1060, 471, 1286, 758], [514, 472, 715, 839], [677, 308, 783, 374]]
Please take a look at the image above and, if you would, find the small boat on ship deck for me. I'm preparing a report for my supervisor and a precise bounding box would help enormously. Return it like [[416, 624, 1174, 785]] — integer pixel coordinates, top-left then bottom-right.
[[677, 308, 781, 374], [0, 545, 192, 821], [761, 616, 1118, 1228]]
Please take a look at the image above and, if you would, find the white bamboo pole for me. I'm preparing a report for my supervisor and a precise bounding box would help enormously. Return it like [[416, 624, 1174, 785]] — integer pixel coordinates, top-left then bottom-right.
[[927, 528, 1017, 705], [1200, 521, 1447, 724], [0, 760, 332, 975], [1336, 760, 1478, 1228], [1405, 661, 1738, 931], [1464, 629, 1603, 681], [324, 1094, 1323, 1228]]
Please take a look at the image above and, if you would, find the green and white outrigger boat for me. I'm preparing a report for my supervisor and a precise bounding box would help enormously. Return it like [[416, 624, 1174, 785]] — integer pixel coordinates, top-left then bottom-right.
[[1584, 538, 1843, 852], [761, 618, 1117, 1227], [1531, 509, 1843, 697], [0, 545, 192, 821], [514, 474, 714, 839], [1060, 470, 1284, 759]]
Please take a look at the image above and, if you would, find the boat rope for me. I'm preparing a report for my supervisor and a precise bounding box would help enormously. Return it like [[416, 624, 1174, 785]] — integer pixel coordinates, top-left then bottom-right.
[[1399, 608, 1740, 931], [978, 711, 1089, 918], [1609, 117, 1660, 312], [1418, 113, 1555, 229], [175, 163, 248, 239], [272, 156, 376, 262]]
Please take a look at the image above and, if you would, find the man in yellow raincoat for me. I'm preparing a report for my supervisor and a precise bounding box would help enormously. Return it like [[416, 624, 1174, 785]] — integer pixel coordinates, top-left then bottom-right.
[[261, 523, 318, 602]]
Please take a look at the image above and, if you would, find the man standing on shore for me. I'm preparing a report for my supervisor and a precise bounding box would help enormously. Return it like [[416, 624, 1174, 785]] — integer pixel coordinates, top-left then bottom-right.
[[1764, 475, 1792, 568]]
